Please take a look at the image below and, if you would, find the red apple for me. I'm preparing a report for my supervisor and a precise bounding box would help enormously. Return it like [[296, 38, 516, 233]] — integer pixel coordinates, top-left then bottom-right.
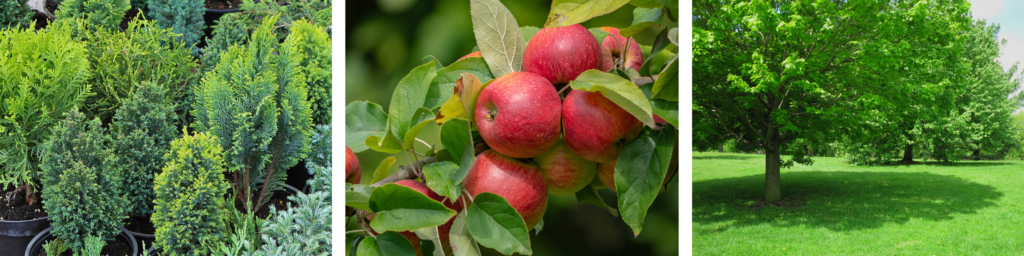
[[475, 72, 561, 159], [345, 146, 361, 184], [598, 27, 644, 72], [463, 150, 548, 229], [533, 140, 597, 195], [456, 51, 482, 62], [562, 90, 644, 163], [522, 24, 601, 86]]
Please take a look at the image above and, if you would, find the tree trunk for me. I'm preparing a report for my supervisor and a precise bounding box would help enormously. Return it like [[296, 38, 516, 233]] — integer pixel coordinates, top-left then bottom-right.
[[973, 148, 981, 160], [764, 145, 782, 204], [807, 146, 815, 157], [718, 143, 724, 153], [901, 144, 914, 163]]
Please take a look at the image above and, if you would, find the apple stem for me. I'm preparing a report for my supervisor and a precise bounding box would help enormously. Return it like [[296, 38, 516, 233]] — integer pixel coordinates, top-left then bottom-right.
[[557, 83, 572, 95], [462, 188, 475, 204]]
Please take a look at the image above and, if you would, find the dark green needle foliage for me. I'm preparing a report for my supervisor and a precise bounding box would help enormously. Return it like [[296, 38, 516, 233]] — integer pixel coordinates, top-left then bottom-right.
[[192, 15, 313, 213], [39, 109, 126, 252], [0, 24, 91, 197], [111, 81, 178, 217], [201, 0, 331, 72], [0, 0, 33, 28], [148, 0, 204, 56], [153, 132, 230, 256], [56, 0, 130, 31], [83, 18, 197, 122]]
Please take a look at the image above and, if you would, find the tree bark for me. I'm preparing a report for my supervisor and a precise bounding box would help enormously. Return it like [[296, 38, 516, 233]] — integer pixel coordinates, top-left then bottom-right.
[[901, 144, 914, 163], [764, 144, 782, 204], [718, 143, 724, 153], [973, 148, 981, 160]]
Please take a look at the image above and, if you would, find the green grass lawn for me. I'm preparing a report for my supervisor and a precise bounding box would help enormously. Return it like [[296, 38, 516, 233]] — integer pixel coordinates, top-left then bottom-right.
[[693, 152, 1024, 255]]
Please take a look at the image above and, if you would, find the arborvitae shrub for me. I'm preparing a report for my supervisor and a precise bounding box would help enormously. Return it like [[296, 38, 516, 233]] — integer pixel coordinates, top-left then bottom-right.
[[55, 0, 130, 31], [0, 0, 33, 28], [253, 191, 331, 255], [153, 132, 230, 256], [39, 109, 126, 252], [200, 0, 331, 72], [0, 24, 91, 198], [289, 20, 332, 125], [192, 14, 312, 213], [83, 18, 197, 122], [148, 0, 204, 56], [111, 81, 178, 217]]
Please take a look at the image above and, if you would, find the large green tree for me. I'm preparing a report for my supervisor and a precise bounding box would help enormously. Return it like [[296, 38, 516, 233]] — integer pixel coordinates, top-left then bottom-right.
[[693, 0, 972, 203]]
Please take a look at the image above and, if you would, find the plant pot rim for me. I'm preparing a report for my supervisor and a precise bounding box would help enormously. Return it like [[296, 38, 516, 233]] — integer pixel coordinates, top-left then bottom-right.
[[0, 215, 50, 224], [25, 226, 139, 256]]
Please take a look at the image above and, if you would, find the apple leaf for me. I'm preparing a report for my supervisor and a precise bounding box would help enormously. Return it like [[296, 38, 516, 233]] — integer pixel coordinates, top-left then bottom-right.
[[440, 118, 476, 185], [356, 236, 383, 256], [448, 210, 483, 256], [371, 157, 398, 184], [652, 57, 678, 101], [629, 0, 663, 8], [466, 192, 532, 255], [423, 161, 462, 201], [570, 70, 656, 126], [470, 0, 525, 77], [366, 132, 404, 154], [346, 101, 389, 153], [651, 99, 678, 127], [390, 61, 438, 143], [377, 231, 418, 256], [369, 184, 458, 232], [521, 26, 541, 43], [426, 58, 494, 111], [640, 28, 671, 76], [545, 0, 631, 28], [346, 183, 374, 211], [657, 0, 677, 10], [413, 226, 444, 256], [668, 27, 678, 46], [402, 107, 436, 149], [619, 7, 664, 37], [648, 44, 676, 75], [350, 235, 366, 256], [615, 126, 675, 237], [422, 55, 444, 70], [436, 94, 469, 125], [575, 184, 619, 217], [589, 28, 610, 44], [437, 73, 490, 126]]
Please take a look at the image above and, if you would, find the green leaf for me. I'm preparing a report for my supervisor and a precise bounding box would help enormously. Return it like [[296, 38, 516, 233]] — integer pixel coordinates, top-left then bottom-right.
[[377, 231, 418, 256], [390, 61, 439, 143], [521, 26, 541, 43], [667, 27, 677, 46], [350, 235, 366, 256], [426, 58, 494, 110], [356, 236, 382, 256], [470, 0, 526, 77], [423, 161, 462, 201], [422, 55, 444, 70], [615, 127, 675, 236], [570, 70, 656, 126], [403, 107, 436, 149], [589, 28, 611, 44], [545, 0, 631, 28], [440, 118, 472, 168], [629, 0, 663, 8], [619, 8, 664, 37], [371, 157, 398, 184], [640, 28, 671, 76], [652, 58, 678, 101], [647, 44, 676, 75], [448, 211, 482, 256], [656, 0, 677, 10], [366, 133, 404, 154], [346, 101, 389, 153], [466, 193, 532, 255], [346, 183, 374, 211], [369, 184, 458, 232], [651, 99, 678, 127], [575, 184, 619, 217]]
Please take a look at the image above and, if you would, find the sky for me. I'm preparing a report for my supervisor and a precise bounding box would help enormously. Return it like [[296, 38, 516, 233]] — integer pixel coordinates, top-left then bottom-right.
[[970, 0, 1024, 73]]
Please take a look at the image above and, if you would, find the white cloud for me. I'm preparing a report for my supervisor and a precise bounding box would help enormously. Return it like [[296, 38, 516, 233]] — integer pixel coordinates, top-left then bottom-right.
[[971, 0, 1008, 20], [998, 35, 1024, 72]]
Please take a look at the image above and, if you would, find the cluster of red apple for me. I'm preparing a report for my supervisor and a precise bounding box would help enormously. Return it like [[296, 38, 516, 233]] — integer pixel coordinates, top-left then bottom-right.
[[346, 24, 657, 254]]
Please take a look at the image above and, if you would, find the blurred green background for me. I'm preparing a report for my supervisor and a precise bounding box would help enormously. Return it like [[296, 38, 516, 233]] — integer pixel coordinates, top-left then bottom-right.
[[345, 0, 678, 255]]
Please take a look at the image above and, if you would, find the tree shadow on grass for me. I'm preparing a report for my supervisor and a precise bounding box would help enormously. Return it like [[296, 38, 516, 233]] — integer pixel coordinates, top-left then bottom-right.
[[912, 161, 1019, 168], [692, 154, 762, 161], [693, 171, 1002, 233]]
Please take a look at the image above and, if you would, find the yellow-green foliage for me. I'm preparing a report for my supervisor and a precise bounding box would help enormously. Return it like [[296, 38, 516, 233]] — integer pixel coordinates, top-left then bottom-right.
[[289, 20, 332, 125], [0, 24, 91, 191], [153, 132, 230, 256], [56, 0, 130, 31]]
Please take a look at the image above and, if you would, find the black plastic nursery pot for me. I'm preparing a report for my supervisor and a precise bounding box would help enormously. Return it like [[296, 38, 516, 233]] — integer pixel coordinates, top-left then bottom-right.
[[25, 226, 138, 256], [0, 216, 50, 256], [123, 229, 153, 255]]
